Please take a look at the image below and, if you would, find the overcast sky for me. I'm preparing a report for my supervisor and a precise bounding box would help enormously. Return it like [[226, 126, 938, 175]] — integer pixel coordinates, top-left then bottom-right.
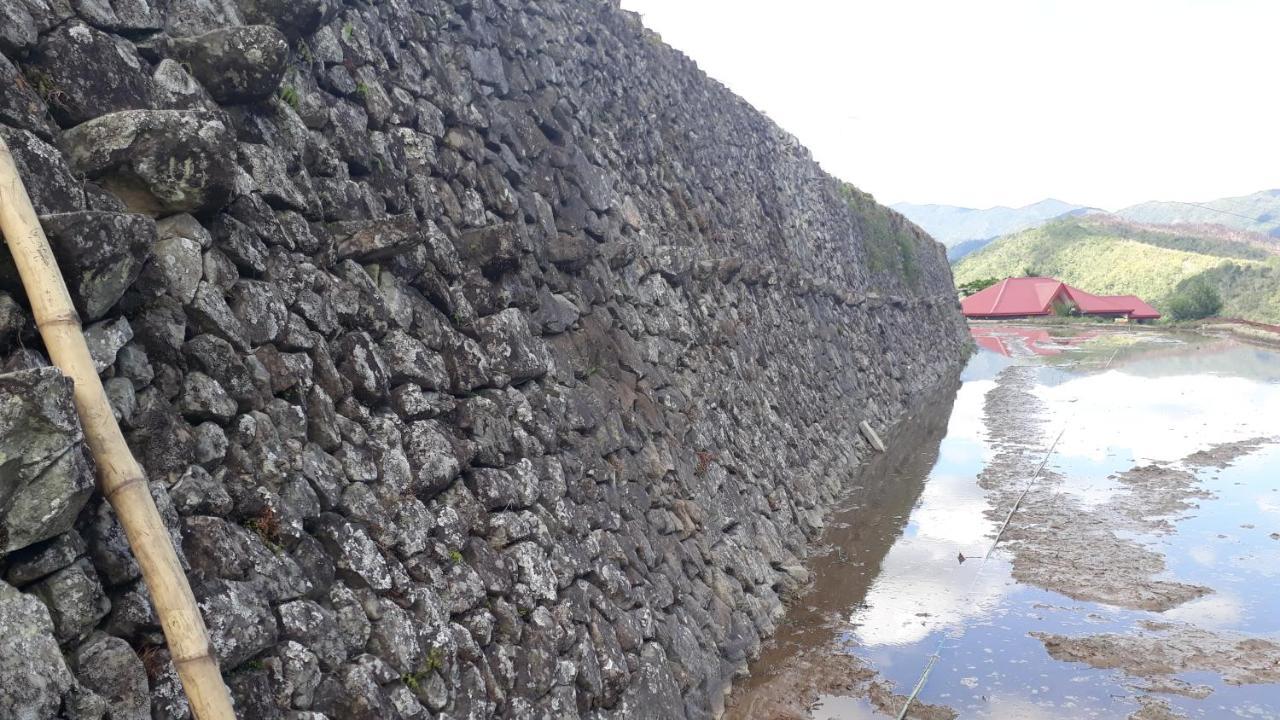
[[618, 0, 1280, 211]]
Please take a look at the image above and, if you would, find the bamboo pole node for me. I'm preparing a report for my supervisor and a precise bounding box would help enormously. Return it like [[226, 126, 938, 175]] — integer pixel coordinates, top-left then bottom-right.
[[0, 134, 237, 719], [36, 310, 82, 329], [103, 474, 149, 502]]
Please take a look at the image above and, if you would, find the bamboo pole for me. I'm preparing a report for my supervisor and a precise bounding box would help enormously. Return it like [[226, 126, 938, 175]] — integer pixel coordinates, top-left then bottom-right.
[[0, 136, 236, 719]]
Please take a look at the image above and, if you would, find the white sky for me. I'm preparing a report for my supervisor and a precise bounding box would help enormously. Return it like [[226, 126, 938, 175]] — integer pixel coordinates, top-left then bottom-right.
[[618, 0, 1280, 210]]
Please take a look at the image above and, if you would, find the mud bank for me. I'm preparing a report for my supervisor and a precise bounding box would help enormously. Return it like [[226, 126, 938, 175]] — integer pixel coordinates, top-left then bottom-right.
[[979, 366, 1222, 611], [980, 365, 1276, 612], [1035, 622, 1280, 688], [725, 647, 954, 720]]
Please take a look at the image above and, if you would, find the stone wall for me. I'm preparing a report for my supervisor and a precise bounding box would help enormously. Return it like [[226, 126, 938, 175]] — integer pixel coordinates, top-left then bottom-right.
[[0, 0, 970, 717]]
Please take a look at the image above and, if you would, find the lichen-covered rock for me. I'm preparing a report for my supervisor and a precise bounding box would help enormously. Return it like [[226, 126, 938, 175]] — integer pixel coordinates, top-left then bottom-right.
[[155, 26, 289, 105], [69, 633, 150, 720], [188, 283, 252, 352], [25, 211, 156, 322], [234, 0, 334, 36], [0, 53, 55, 137], [334, 331, 390, 404], [104, 376, 137, 424], [228, 280, 287, 345], [159, 0, 245, 38], [0, 292, 29, 351], [0, 367, 95, 555], [60, 109, 238, 215], [72, 0, 163, 32], [199, 578, 279, 668], [534, 291, 579, 334], [29, 560, 112, 643], [278, 598, 347, 671], [0, 126, 85, 214], [238, 142, 310, 213], [141, 215, 205, 304], [475, 308, 550, 384], [0, 2, 38, 55], [402, 419, 461, 496], [178, 371, 238, 423], [0, 580, 81, 719], [455, 223, 523, 277], [83, 316, 133, 372], [313, 514, 391, 592], [152, 58, 220, 112], [329, 214, 417, 261], [22, 22, 160, 127], [380, 329, 449, 390], [3, 531, 86, 587]]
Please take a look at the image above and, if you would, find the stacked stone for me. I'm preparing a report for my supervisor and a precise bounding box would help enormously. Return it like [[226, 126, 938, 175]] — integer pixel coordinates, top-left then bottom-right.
[[0, 0, 970, 718]]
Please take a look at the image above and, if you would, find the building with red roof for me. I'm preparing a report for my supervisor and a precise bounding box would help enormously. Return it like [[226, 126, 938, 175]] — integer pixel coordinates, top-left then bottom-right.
[[962, 277, 1160, 321]]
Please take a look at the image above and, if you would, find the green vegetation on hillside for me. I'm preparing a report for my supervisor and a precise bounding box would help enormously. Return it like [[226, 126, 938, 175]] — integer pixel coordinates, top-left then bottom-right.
[[841, 183, 924, 287], [953, 216, 1280, 323], [1165, 278, 1223, 321], [1182, 258, 1280, 322], [958, 277, 999, 297]]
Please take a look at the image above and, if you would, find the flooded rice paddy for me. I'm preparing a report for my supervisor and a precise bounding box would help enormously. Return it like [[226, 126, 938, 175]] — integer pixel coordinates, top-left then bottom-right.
[[725, 324, 1280, 720]]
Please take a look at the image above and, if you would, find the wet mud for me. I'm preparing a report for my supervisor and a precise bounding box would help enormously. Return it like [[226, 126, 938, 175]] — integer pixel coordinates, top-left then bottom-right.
[[978, 365, 1218, 611], [1127, 696, 1187, 720], [725, 647, 955, 720], [978, 367, 1278, 613], [1035, 622, 1280, 688]]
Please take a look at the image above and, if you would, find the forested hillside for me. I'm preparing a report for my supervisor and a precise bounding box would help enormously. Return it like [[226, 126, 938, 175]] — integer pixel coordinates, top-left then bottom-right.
[[953, 216, 1280, 322]]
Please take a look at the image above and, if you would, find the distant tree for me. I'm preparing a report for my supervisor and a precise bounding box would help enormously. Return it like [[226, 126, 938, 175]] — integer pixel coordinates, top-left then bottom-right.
[[1166, 278, 1223, 321], [1021, 266, 1042, 277], [958, 277, 1000, 297]]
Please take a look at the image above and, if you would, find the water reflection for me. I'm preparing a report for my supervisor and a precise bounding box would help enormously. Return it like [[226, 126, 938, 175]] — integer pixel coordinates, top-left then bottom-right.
[[970, 325, 1101, 358], [727, 324, 1280, 720], [852, 382, 1004, 649], [723, 376, 962, 715], [1035, 369, 1280, 463]]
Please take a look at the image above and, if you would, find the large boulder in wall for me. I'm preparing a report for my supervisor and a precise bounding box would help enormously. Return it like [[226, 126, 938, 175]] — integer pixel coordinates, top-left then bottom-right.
[[60, 109, 239, 216], [152, 26, 289, 104]]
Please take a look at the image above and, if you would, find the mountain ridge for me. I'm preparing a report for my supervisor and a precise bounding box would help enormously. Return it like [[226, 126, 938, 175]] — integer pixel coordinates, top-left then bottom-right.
[[1116, 189, 1280, 237], [896, 188, 1280, 251], [891, 198, 1098, 247]]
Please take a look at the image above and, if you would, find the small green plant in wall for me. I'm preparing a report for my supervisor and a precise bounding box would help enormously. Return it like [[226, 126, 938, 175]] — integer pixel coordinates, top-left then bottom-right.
[[402, 646, 446, 692], [279, 85, 300, 109]]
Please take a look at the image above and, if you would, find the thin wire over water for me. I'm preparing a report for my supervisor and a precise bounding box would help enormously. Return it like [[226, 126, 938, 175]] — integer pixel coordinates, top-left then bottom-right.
[[894, 349, 1118, 720]]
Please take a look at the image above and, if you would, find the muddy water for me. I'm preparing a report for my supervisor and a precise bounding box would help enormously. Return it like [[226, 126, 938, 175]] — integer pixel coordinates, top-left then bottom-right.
[[725, 325, 1280, 720]]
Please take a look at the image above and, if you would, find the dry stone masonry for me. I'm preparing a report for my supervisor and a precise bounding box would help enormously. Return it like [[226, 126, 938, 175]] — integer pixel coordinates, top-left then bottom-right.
[[0, 0, 970, 717]]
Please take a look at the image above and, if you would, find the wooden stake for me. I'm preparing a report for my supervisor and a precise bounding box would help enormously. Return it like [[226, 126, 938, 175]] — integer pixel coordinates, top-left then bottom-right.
[[0, 135, 236, 719]]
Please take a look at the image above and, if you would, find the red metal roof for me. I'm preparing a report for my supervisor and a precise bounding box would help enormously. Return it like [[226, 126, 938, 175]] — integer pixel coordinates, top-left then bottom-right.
[[962, 277, 1161, 320], [1107, 294, 1161, 320], [962, 277, 1064, 317], [1062, 286, 1130, 314]]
